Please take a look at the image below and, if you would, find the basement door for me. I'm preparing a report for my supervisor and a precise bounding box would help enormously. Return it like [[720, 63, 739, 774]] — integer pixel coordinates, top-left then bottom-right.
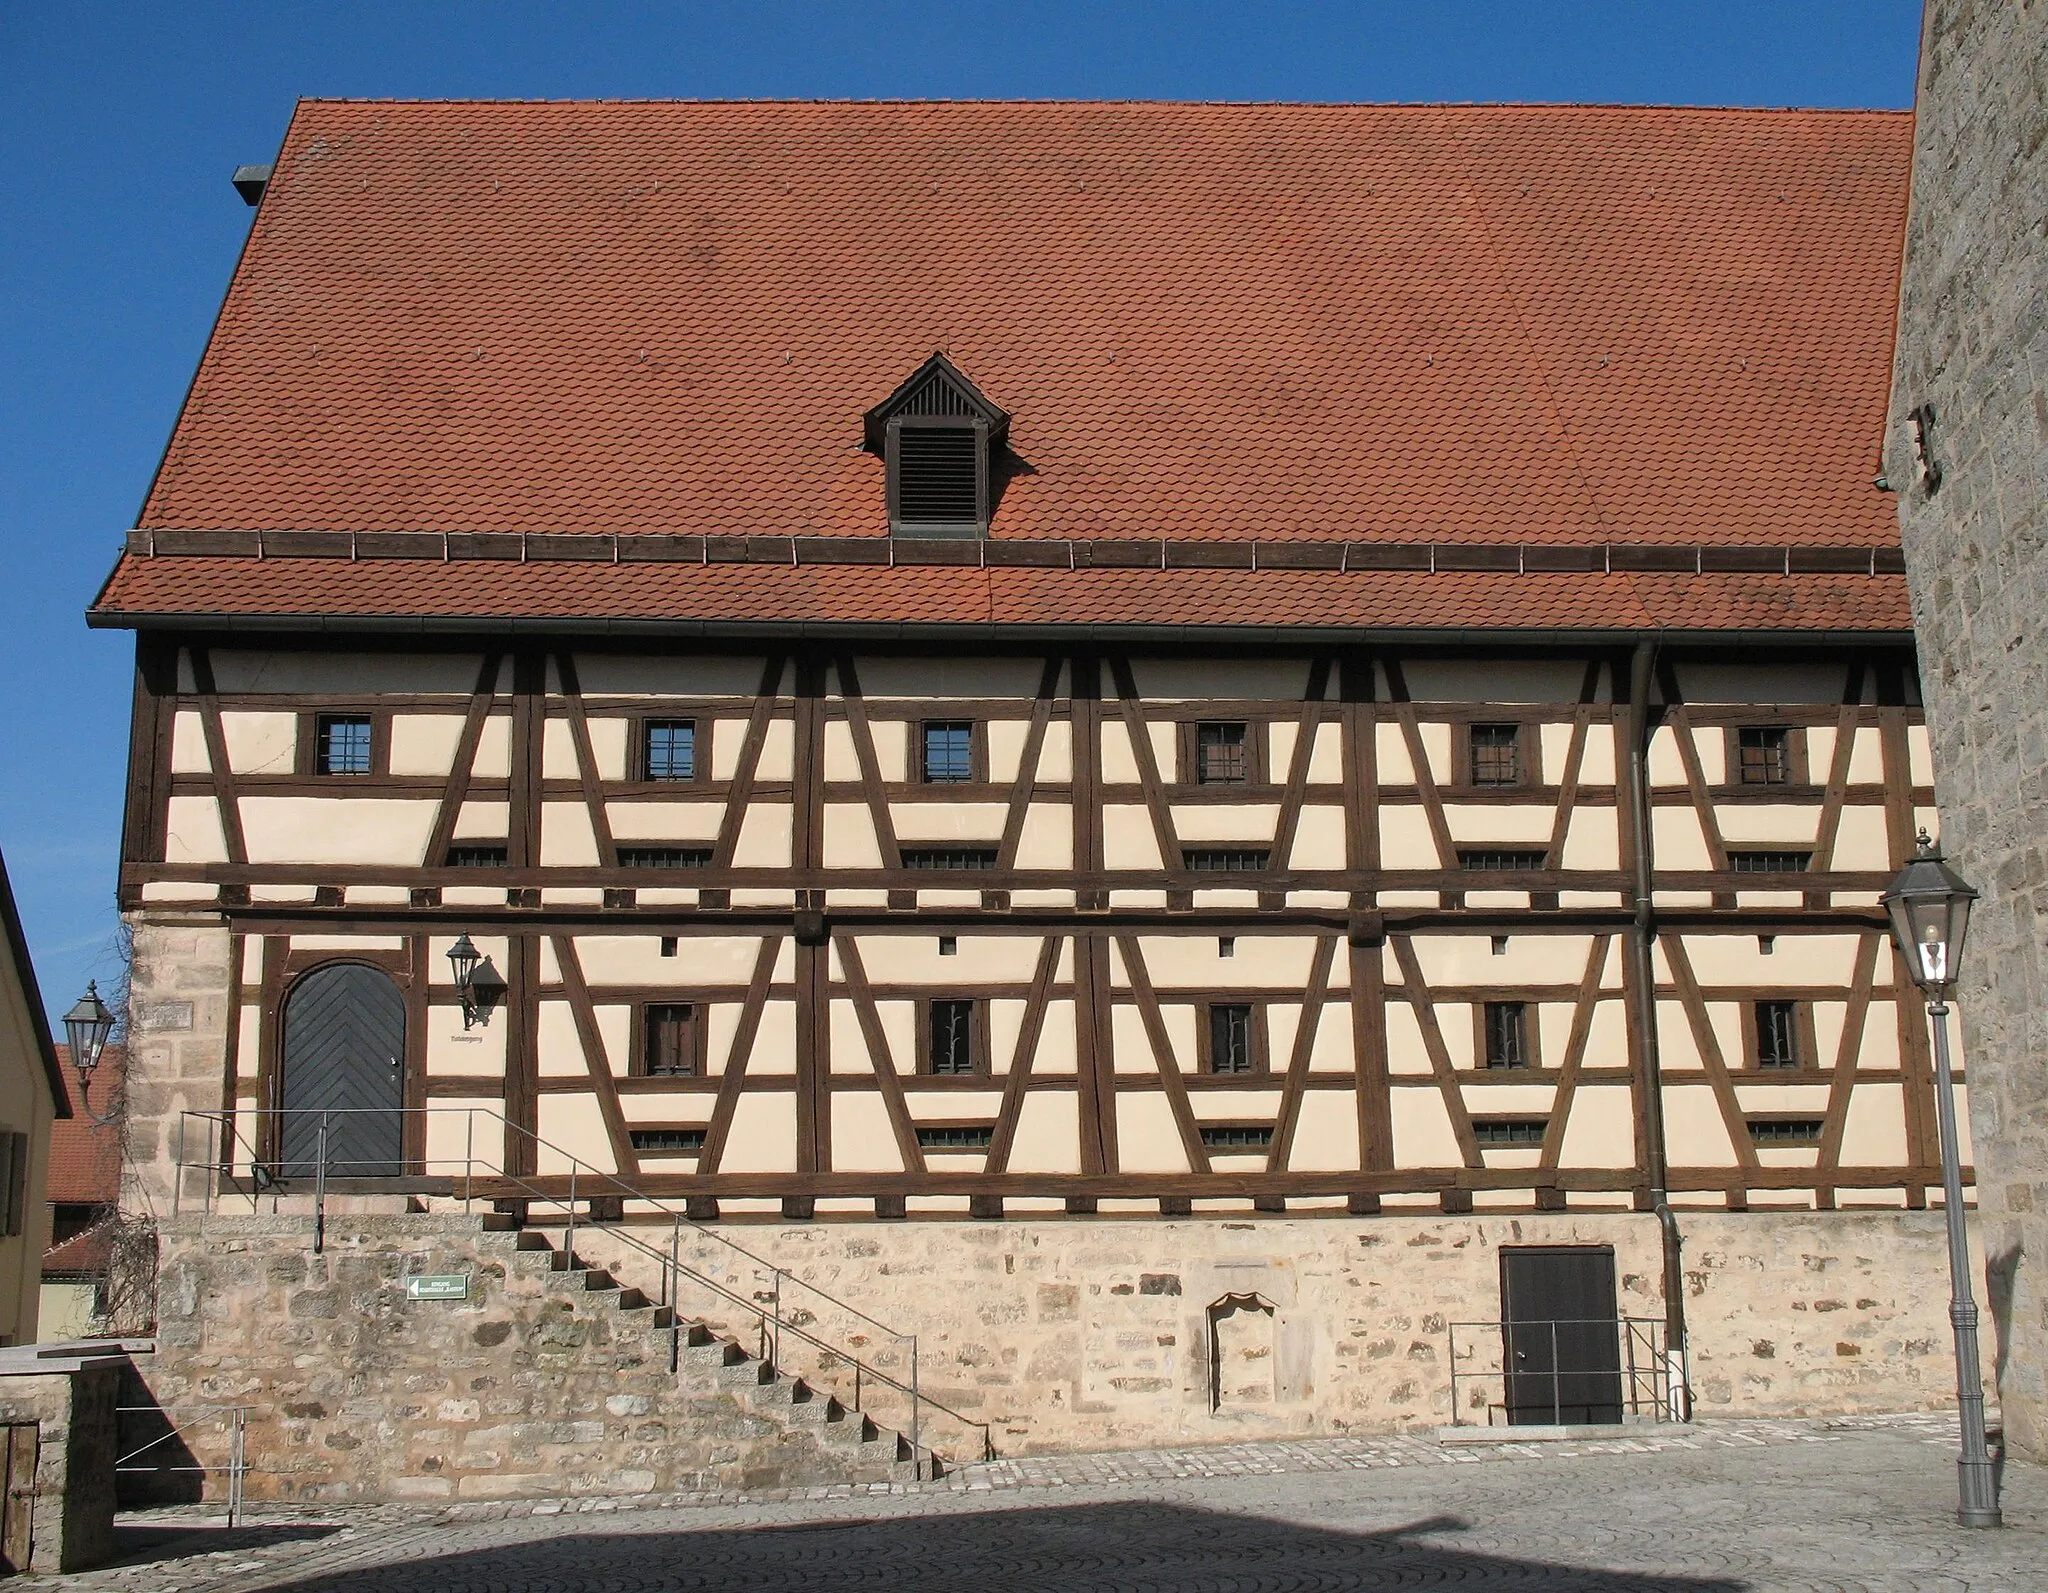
[[278, 964, 406, 1178], [1499, 1245, 1624, 1425]]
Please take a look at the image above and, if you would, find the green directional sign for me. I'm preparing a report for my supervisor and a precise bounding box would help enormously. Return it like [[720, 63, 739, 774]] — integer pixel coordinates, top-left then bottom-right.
[[404, 1274, 470, 1301]]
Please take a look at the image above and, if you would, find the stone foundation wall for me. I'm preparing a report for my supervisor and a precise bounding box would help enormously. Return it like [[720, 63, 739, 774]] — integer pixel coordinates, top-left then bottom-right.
[[529, 1208, 1979, 1451], [139, 1207, 1980, 1502], [138, 1214, 913, 1504]]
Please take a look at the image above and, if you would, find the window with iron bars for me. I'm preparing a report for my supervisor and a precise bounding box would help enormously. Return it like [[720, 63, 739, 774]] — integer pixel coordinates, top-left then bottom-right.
[[643, 720, 696, 782], [902, 846, 997, 871], [1728, 850, 1812, 874], [1472, 1119, 1546, 1146], [1198, 1124, 1273, 1149], [1469, 723, 1521, 786], [1747, 1118, 1824, 1147], [640, 1003, 698, 1076], [922, 721, 975, 783], [618, 846, 711, 869], [927, 999, 980, 1075], [1196, 722, 1249, 784], [1484, 1002, 1530, 1069], [915, 1125, 994, 1150], [1208, 1003, 1256, 1074], [1459, 848, 1548, 872], [1736, 726, 1791, 785], [1184, 848, 1269, 873], [316, 714, 373, 776], [1754, 1001, 1801, 1068]]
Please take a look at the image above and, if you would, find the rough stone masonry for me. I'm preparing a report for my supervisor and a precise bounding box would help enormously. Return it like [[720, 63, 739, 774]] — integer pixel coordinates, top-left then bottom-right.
[[1886, 0, 2048, 1462]]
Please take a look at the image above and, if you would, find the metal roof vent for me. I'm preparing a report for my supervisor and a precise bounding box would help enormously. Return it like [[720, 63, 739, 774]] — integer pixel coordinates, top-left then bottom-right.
[[231, 164, 273, 207]]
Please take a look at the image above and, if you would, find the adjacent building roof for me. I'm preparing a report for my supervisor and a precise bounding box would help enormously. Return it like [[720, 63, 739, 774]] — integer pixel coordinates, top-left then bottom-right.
[[92, 99, 1915, 637], [0, 849, 71, 1118], [46, 1045, 120, 1205]]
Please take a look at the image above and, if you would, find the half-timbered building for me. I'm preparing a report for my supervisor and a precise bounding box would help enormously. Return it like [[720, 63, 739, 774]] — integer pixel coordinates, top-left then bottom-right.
[[97, 101, 1974, 1457]]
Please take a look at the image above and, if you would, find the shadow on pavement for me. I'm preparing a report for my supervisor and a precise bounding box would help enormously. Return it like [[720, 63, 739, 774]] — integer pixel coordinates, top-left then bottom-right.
[[104, 1521, 343, 1568], [248, 1500, 1749, 1591]]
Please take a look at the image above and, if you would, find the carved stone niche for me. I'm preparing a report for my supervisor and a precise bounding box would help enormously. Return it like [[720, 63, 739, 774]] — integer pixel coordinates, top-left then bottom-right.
[[1207, 1291, 1278, 1411]]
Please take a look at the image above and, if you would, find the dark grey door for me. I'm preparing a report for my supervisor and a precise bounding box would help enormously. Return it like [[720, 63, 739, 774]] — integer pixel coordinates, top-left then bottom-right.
[[1500, 1246, 1624, 1425], [279, 964, 406, 1177]]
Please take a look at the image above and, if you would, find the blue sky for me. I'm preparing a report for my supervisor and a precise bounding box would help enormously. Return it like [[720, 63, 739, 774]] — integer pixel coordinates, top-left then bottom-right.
[[0, 1, 1923, 1021]]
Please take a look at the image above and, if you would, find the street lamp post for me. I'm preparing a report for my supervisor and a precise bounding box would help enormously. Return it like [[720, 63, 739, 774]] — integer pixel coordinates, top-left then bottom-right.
[[1881, 832, 2001, 1528]]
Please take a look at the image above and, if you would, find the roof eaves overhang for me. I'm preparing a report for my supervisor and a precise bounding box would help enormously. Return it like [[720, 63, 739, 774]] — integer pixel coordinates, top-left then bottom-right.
[[86, 608, 1917, 652]]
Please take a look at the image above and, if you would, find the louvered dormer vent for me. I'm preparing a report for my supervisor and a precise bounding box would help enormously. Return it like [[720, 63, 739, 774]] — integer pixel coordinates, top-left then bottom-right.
[[862, 354, 1010, 537]]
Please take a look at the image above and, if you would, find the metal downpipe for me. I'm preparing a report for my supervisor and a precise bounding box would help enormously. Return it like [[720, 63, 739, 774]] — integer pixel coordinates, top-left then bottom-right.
[[1627, 638, 1691, 1419]]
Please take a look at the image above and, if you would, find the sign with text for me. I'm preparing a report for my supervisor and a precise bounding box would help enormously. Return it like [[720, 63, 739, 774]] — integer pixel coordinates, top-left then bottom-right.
[[404, 1274, 470, 1301]]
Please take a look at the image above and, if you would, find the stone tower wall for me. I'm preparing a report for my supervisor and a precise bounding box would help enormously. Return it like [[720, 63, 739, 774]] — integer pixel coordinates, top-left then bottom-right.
[[1886, 0, 2048, 1460]]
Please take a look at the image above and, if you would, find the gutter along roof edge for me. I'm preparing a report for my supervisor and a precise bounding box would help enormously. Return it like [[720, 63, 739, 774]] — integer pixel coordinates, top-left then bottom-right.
[[83, 608, 1916, 649]]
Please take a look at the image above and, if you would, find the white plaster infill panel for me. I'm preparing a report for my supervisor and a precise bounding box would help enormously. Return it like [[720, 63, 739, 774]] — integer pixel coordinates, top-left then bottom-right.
[[237, 797, 438, 865], [164, 796, 229, 863], [608, 801, 724, 841], [220, 711, 298, 774], [386, 714, 464, 776]]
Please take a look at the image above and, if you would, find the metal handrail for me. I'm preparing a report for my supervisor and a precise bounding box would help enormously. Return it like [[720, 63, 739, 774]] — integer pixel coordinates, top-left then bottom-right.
[[116, 1403, 249, 1526], [173, 1106, 992, 1468], [1445, 1315, 1683, 1427]]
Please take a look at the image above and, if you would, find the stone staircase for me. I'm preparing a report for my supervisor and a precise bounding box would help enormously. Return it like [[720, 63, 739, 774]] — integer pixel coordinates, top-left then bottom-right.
[[138, 1210, 938, 1503], [507, 1216, 936, 1484]]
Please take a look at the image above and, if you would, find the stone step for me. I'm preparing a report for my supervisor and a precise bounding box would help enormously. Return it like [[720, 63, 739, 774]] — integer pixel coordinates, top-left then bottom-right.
[[491, 1218, 946, 1481]]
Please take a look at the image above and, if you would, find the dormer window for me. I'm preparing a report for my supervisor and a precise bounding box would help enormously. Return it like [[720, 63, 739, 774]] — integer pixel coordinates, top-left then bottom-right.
[[863, 354, 1008, 537]]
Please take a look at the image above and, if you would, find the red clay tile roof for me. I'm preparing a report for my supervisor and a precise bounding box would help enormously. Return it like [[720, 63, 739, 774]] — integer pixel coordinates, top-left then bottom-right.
[[47, 1045, 121, 1205], [99, 100, 1913, 633]]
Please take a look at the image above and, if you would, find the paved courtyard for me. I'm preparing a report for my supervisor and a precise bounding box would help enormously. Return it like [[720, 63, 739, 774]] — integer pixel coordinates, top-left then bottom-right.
[[65, 1412, 2047, 1592]]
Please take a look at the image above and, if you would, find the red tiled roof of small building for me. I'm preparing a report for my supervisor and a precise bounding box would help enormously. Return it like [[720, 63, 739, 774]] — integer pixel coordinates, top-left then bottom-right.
[[96, 100, 1914, 632], [46, 1044, 122, 1206]]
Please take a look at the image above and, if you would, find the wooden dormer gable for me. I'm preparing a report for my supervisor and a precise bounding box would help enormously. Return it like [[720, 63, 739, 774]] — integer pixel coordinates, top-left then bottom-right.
[[863, 354, 1009, 537]]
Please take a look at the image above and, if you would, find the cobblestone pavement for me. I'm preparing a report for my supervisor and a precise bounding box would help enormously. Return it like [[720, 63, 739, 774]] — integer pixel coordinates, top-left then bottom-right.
[[63, 1412, 2047, 1592]]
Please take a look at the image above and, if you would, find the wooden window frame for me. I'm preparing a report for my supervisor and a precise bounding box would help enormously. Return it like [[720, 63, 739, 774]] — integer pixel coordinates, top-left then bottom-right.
[[1477, 1000, 1539, 1070], [1198, 1001, 1269, 1076], [444, 841, 511, 869], [919, 996, 990, 1077], [916, 719, 986, 785], [886, 415, 991, 536], [634, 717, 703, 785], [1746, 1116, 1825, 1148], [1459, 721, 1533, 789], [1724, 724, 1809, 788], [1197, 1122, 1276, 1151], [1471, 1117, 1548, 1147], [1743, 998, 1817, 1071], [627, 1125, 707, 1155], [1176, 720, 1268, 786], [298, 709, 390, 777], [914, 1121, 996, 1151], [632, 1000, 708, 1079]]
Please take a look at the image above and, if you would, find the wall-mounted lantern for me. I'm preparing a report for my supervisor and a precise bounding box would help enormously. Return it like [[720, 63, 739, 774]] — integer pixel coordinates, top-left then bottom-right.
[[62, 982, 121, 1124], [446, 934, 505, 1029]]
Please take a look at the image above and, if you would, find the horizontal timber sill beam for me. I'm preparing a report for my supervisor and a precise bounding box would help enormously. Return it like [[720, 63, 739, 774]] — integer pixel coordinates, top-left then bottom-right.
[[124, 863, 1901, 892], [235, 1166, 1957, 1202], [132, 900, 1896, 938], [122, 527, 1909, 578]]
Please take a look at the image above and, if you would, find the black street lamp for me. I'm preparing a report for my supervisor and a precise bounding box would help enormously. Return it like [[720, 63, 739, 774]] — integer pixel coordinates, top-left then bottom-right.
[[1882, 831, 2000, 1528], [446, 934, 499, 1029], [62, 982, 121, 1125]]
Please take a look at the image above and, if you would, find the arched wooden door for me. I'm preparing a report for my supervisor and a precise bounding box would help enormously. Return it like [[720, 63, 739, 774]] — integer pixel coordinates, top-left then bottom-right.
[[278, 963, 406, 1177]]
